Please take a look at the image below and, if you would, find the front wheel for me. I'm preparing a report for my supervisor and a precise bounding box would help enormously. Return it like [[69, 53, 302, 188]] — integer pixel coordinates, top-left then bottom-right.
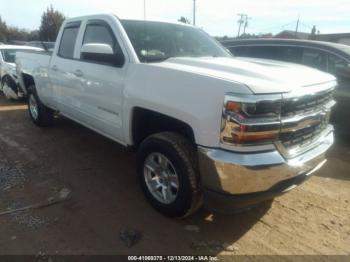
[[137, 132, 203, 218], [27, 86, 54, 127]]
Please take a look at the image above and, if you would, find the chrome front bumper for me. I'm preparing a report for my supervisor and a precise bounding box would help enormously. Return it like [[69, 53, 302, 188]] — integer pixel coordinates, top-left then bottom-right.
[[198, 130, 333, 195]]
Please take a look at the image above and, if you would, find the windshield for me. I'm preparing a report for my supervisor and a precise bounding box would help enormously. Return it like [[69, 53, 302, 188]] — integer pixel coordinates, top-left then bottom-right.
[[121, 20, 231, 63], [1, 49, 26, 63]]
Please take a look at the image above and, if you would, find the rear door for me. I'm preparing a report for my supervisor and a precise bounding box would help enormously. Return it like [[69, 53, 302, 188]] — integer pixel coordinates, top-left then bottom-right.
[[49, 21, 82, 109]]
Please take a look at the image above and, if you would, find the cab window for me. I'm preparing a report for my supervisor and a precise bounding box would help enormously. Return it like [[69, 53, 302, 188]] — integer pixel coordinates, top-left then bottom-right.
[[58, 22, 81, 59], [81, 20, 125, 67], [281, 46, 302, 63], [228, 46, 251, 57], [328, 53, 349, 75], [83, 23, 115, 47], [301, 48, 327, 71]]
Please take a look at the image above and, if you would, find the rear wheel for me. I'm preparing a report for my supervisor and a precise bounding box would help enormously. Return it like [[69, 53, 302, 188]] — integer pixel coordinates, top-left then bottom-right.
[[137, 132, 203, 218], [27, 85, 54, 127]]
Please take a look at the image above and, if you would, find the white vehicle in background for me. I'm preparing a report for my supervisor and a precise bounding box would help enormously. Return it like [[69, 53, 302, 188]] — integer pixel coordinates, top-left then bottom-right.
[[26, 41, 55, 52], [0, 45, 42, 100], [16, 14, 336, 217]]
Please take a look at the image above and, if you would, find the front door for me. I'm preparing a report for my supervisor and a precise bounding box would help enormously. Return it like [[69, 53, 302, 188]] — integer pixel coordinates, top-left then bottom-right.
[[68, 19, 127, 142]]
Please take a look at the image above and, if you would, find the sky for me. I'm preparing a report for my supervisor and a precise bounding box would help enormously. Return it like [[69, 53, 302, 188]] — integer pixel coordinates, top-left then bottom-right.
[[0, 0, 349, 36]]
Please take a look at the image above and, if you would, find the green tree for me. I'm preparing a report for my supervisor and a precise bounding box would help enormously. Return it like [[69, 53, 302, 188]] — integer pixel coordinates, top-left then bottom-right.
[[178, 16, 191, 24], [39, 5, 65, 41], [28, 30, 40, 41], [7, 27, 30, 42], [0, 16, 39, 43], [0, 16, 8, 42]]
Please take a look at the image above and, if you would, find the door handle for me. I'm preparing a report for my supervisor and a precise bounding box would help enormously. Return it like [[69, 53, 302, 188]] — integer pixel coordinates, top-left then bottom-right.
[[52, 65, 58, 71], [74, 70, 84, 77]]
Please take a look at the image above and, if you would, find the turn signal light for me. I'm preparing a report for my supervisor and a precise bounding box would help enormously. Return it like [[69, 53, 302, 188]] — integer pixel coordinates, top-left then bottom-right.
[[221, 96, 281, 146]]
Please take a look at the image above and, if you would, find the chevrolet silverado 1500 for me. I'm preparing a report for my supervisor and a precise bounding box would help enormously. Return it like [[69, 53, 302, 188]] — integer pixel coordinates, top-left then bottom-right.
[[16, 14, 336, 217]]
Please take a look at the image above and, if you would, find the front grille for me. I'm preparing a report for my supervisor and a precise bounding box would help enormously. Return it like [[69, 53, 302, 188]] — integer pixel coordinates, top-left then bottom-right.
[[281, 89, 333, 117], [278, 87, 335, 157], [280, 117, 329, 149]]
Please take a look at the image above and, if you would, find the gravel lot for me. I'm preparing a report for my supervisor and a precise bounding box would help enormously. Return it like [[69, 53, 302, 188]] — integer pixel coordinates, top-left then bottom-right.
[[0, 94, 349, 256]]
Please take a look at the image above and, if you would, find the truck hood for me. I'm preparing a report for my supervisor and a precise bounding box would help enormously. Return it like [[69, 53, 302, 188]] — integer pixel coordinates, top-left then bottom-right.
[[159, 57, 336, 94]]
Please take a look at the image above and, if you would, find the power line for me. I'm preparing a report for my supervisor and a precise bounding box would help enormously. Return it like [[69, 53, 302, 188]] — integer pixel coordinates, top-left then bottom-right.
[[281, 21, 299, 29], [300, 22, 313, 30], [249, 20, 312, 34]]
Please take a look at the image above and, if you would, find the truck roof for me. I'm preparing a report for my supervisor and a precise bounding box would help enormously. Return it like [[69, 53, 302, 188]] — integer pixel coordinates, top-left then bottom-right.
[[120, 19, 194, 27], [63, 13, 194, 28]]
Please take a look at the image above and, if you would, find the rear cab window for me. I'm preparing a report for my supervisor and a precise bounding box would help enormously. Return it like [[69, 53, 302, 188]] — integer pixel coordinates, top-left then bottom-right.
[[58, 21, 81, 59]]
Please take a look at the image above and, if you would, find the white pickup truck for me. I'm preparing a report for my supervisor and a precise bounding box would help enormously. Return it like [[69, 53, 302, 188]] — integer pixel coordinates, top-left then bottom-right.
[[16, 14, 336, 217]]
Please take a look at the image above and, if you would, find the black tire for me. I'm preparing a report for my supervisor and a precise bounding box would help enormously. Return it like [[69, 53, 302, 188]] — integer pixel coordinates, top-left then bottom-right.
[[27, 85, 54, 127], [137, 132, 203, 218]]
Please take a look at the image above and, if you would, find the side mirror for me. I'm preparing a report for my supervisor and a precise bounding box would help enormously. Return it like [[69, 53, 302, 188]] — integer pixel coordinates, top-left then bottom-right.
[[81, 43, 120, 65], [81, 43, 114, 55]]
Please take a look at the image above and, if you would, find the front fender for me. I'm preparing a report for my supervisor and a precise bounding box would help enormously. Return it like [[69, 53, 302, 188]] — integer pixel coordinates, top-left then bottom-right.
[[122, 63, 251, 147]]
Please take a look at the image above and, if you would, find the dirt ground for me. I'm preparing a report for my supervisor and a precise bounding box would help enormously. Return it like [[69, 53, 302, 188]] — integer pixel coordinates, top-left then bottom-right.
[[0, 94, 349, 257]]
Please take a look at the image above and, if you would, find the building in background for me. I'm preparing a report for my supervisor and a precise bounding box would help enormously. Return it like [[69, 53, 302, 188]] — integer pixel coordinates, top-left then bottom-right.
[[315, 33, 350, 45], [274, 30, 310, 40], [274, 30, 350, 46]]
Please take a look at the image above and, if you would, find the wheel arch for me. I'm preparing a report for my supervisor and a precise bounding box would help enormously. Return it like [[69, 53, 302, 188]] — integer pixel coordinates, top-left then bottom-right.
[[1, 74, 18, 94], [131, 107, 196, 148], [1, 74, 14, 86], [21, 73, 36, 92]]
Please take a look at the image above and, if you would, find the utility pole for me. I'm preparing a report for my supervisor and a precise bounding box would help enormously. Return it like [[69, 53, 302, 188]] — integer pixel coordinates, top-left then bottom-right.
[[237, 13, 246, 38], [144, 0, 146, 20], [193, 0, 196, 26], [243, 16, 251, 35], [295, 15, 300, 37]]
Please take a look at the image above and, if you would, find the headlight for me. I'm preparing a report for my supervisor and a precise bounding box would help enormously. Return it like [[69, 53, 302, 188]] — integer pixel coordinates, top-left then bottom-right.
[[221, 94, 282, 146]]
